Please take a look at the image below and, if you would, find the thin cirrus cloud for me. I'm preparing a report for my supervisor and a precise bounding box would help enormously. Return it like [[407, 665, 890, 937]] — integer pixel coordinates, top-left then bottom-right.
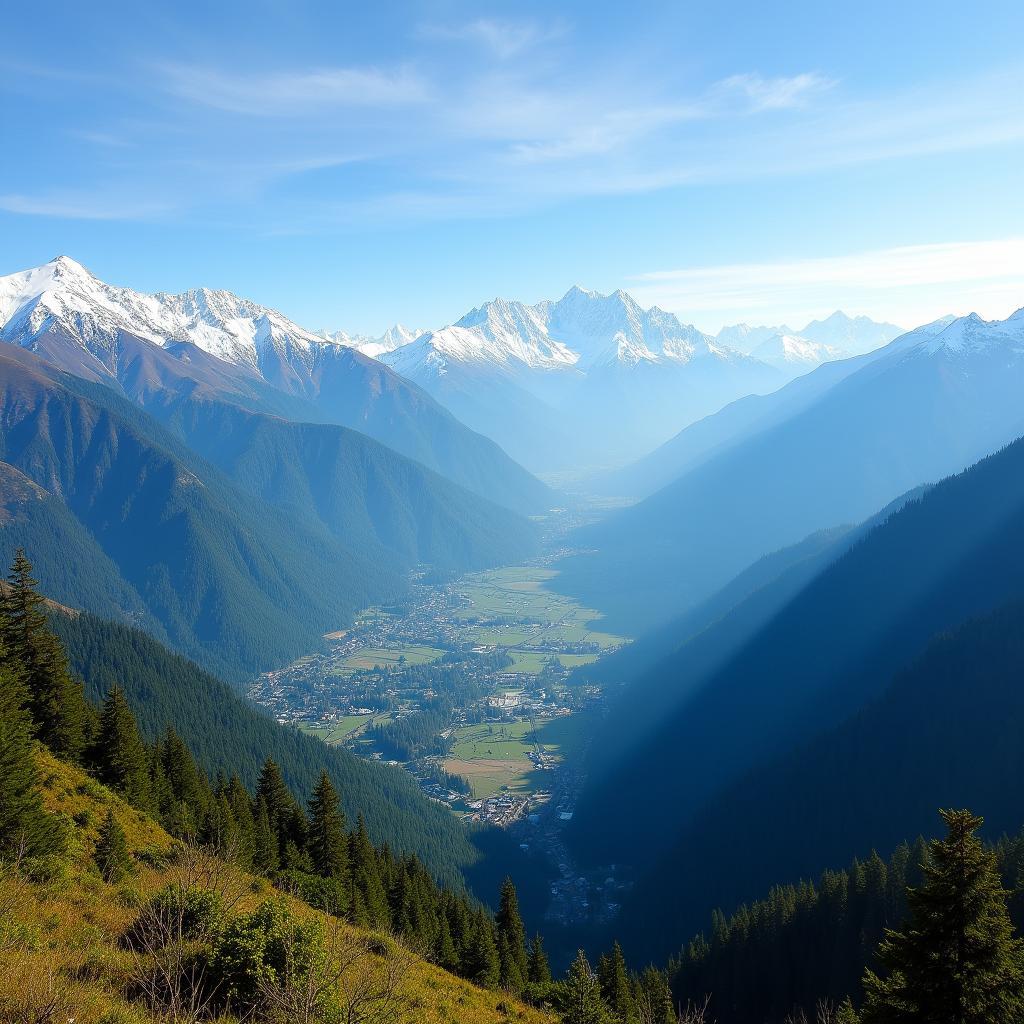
[[0, 191, 173, 221], [628, 239, 1024, 331], [420, 17, 565, 59], [714, 71, 836, 111], [155, 62, 432, 115]]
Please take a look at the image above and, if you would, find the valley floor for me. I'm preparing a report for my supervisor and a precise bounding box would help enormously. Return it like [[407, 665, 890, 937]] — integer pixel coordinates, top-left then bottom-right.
[[248, 503, 634, 928]]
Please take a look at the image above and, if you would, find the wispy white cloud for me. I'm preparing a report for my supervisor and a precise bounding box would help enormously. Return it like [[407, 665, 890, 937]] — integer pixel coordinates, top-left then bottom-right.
[[0, 191, 172, 220], [715, 71, 835, 111], [628, 238, 1024, 332], [421, 17, 564, 59], [156, 62, 431, 115]]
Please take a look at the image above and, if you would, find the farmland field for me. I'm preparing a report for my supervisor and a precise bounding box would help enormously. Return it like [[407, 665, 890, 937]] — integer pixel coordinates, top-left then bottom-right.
[[329, 644, 444, 675], [297, 714, 376, 744], [453, 567, 627, 654], [444, 714, 588, 798]]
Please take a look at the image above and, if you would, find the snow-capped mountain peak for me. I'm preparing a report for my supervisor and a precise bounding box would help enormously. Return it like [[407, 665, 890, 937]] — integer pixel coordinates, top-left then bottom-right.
[[380, 285, 730, 380], [751, 332, 844, 368], [799, 310, 903, 354], [317, 323, 426, 359], [0, 255, 346, 370]]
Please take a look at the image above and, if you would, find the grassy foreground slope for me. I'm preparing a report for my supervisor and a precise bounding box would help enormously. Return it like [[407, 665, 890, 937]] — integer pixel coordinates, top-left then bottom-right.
[[0, 748, 553, 1024]]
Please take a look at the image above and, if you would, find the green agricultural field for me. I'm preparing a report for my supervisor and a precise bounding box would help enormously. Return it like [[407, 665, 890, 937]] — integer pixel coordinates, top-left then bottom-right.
[[557, 653, 600, 668], [444, 715, 585, 798], [296, 714, 375, 744], [451, 720, 539, 761], [331, 644, 445, 675], [450, 564, 629, 662]]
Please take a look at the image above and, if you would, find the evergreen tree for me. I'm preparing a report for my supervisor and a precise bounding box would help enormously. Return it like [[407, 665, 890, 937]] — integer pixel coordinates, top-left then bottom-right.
[[94, 807, 131, 882], [255, 758, 296, 859], [497, 876, 529, 992], [836, 998, 860, 1023], [94, 685, 151, 810], [349, 813, 389, 929], [2, 550, 87, 759], [562, 949, 611, 1024], [861, 809, 1024, 1023], [598, 942, 635, 1022], [465, 907, 500, 989], [0, 655, 62, 859], [308, 771, 349, 880], [252, 796, 279, 874], [161, 726, 209, 834], [528, 933, 552, 985], [634, 966, 676, 1024], [226, 773, 255, 866]]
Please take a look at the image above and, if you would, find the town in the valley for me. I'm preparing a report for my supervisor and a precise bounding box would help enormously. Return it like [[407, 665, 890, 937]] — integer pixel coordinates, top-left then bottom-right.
[[248, 521, 635, 925]]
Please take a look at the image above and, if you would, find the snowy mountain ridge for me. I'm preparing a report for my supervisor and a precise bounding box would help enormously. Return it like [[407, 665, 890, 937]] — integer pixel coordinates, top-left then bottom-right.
[[0, 255, 344, 371], [381, 284, 733, 382]]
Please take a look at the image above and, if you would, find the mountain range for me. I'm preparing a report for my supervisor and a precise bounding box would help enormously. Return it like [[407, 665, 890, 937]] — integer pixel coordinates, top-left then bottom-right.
[[0, 257, 549, 515], [717, 310, 903, 360], [367, 292, 903, 472], [0, 343, 538, 681], [556, 308, 1024, 632], [376, 286, 786, 471]]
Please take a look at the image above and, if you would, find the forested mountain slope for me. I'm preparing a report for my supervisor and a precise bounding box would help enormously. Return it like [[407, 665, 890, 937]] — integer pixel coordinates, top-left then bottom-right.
[[0, 347, 537, 680], [613, 596, 1024, 964], [569, 436, 1024, 877]]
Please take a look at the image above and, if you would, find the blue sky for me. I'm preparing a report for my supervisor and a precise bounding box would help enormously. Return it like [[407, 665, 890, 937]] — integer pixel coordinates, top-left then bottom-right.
[[3, 0, 1024, 335]]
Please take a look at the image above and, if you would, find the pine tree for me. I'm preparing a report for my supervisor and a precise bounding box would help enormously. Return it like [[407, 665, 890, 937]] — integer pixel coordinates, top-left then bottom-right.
[[349, 813, 389, 929], [562, 949, 611, 1024], [94, 685, 151, 810], [226, 774, 255, 867], [528, 932, 552, 985], [836, 998, 860, 1024], [255, 758, 296, 859], [861, 808, 1024, 1023], [161, 726, 209, 834], [252, 796, 279, 874], [466, 907, 500, 989], [0, 655, 62, 859], [497, 876, 529, 992], [94, 808, 131, 882], [598, 941, 635, 1022], [633, 966, 676, 1024], [2, 550, 87, 759], [308, 771, 349, 880]]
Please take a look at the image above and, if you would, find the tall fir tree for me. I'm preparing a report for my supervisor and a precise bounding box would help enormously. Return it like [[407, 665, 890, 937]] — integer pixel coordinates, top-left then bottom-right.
[[633, 966, 676, 1024], [94, 807, 131, 882], [466, 907, 500, 989], [2, 550, 87, 759], [598, 941, 635, 1023], [528, 933, 552, 986], [496, 876, 529, 992], [255, 758, 296, 858], [160, 726, 210, 835], [252, 796, 279, 874], [94, 685, 151, 810], [226, 773, 256, 867], [349, 813, 389, 929], [562, 949, 611, 1024], [0, 653, 62, 859], [308, 771, 348, 880], [861, 809, 1024, 1024]]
